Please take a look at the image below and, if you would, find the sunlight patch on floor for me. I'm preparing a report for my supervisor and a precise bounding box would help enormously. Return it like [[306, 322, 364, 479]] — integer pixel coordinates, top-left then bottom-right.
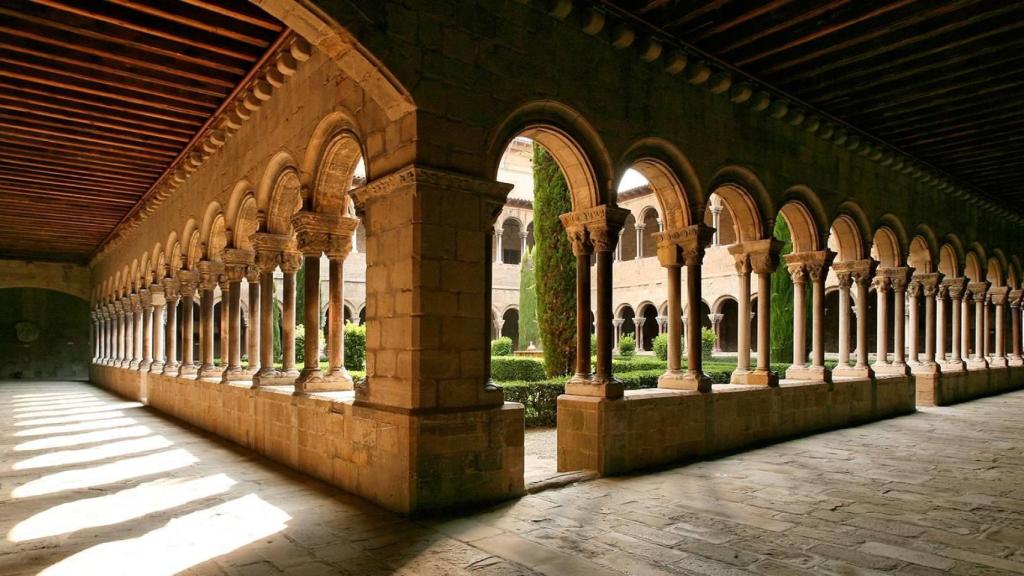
[[14, 402, 143, 419], [14, 417, 139, 438], [37, 494, 291, 576], [8, 474, 237, 542], [13, 435, 173, 470], [16, 411, 133, 428], [12, 400, 107, 412], [15, 426, 153, 452], [12, 449, 199, 498]]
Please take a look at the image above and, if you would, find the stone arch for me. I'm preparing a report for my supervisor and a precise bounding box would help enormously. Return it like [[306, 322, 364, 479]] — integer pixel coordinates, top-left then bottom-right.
[[620, 213, 637, 260], [139, 252, 151, 287], [637, 301, 659, 351], [224, 181, 258, 249], [182, 219, 201, 271], [258, 151, 304, 235], [778, 200, 821, 253], [129, 260, 140, 292], [200, 202, 228, 262], [990, 249, 1009, 285], [618, 137, 703, 230], [828, 214, 865, 262], [1009, 256, 1022, 289], [871, 226, 903, 268], [911, 225, 940, 267], [987, 256, 1005, 286], [778, 186, 829, 252], [908, 236, 933, 273], [500, 217, 524, 265], [964, 250, 984, 282], [938, 244, 959, 277], [708, 166, 772, 243], [488, 100, 613, 210], [303, 111, 366, 216], [254, 0, 415, 121], [640, 207, 660, 258]]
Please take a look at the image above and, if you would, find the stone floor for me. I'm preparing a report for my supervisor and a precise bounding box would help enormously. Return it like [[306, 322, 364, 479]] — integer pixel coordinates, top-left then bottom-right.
[[2, 381, 1023, 576]]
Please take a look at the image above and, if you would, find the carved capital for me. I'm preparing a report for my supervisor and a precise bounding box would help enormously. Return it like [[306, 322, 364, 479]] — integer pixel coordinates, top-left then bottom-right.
[[731, 238, 784, 275], [943, 277, 967, 299], [834, 258, 878, 287], [968, 281, 990, 299], [786, 262, 807, 284], [913, 272, 942, 298], [880, 267, 913, 292], [162, 277, 180, 302], [279, 250, 303, 273], [564, 225, 592, 257], [129, 293, 141, 312], [1010, 289, 1022, 308], [245, 265, 261, 284], [176, 270, 198, 298], [729, 247, 751, 276], [989, 286, 1009, 305], [326, 216, 360, 260], [196, 260, 224, 291], [872, 275, 890, 292], [560, 205, 630, 253]]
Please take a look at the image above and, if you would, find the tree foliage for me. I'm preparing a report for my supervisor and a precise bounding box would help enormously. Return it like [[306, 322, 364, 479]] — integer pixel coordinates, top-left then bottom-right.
[[518, 246, 541, 350], [532, 144, 577, 377], [770, 218, 794, 364]]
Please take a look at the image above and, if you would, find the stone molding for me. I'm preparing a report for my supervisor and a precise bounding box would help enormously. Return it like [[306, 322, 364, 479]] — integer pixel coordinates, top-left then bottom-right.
[[943, 277, 968, 299], [560, 205, 631, 254], [351, 164, 514, 211], [197, 260, 224, 291], [833, 259, 879, 287]]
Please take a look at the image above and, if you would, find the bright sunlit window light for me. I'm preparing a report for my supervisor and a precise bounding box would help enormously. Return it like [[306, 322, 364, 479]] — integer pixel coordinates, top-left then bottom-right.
[[8, 474, 237, 542], [14, 418, 139, 438], [12, 449, 198, 498], [14, 435, 173, 471], [16, 426, 153, 452], [38, 494, 291, 576]]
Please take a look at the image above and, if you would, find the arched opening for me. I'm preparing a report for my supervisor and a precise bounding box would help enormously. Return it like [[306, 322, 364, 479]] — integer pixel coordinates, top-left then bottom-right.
[[501, 308, 520, 349], [619, 306, 636, 346], [640, 209, 659, 259], [823, 288, 842, 354], [639, 303, 659, 351], [0, 288, 90, 380], [620, 213, 638, 261], [501, 218, 523, 265]]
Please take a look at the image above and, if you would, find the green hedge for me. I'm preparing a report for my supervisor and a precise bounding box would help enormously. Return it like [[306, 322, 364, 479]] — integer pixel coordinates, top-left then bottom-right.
[[344, 322, 366, 371], [502, 369, 663, 426], [491, 337, 513, 357], [490, 356, 546, 382]]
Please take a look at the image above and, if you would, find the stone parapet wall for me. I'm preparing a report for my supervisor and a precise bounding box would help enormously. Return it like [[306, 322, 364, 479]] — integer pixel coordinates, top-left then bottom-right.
[[914, 366, 1024, 406], [90, 367, 524, 514], [558, 376, 916, 476]]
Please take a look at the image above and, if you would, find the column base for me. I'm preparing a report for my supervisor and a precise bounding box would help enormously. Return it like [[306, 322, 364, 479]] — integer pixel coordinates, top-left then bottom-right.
[[832, 365, 874, 379], [323, 368, 355, 389], [149, 361, 164, 374], [293, 368, 331, 395], [941, 360, 966, 372], [989, 356, 1008, 368], [730, 369, 778, 387], [1008, 355, 1023, 367], [221, 366, 250, 382], [565, 375, 623, 399], [129, 360, 141, 369], [966, 358, 989, 370], [874, 362, 910, 376], [197, 364, 220, 379], [910, 361, 940, 376], [139, 360, 152, 372], [785, 365, 832, 383], [658, 370, 711, 392], [251, 369, 295, 387], [177, 363, 197, 377]]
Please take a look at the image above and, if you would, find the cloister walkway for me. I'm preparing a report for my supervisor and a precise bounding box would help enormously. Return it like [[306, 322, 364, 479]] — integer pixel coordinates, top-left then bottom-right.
[[2, 381, 1023, 576]]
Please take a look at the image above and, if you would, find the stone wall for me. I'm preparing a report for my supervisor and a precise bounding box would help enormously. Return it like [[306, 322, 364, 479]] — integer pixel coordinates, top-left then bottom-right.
[[0, 288, 90, 381], [915, 366, 1024, 406], [557, 375, 917, 476]]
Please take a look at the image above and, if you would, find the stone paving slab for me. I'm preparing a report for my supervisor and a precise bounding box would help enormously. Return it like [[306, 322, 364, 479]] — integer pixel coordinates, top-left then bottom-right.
[[1, 381, 1023, 575]]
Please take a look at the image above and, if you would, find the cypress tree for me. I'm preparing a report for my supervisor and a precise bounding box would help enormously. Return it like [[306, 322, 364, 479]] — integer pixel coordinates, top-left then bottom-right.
[[273, 302, 282, 364], [518, 246, 541, 350], [770, 218, 795, 364], [532, 144, 577, 377]]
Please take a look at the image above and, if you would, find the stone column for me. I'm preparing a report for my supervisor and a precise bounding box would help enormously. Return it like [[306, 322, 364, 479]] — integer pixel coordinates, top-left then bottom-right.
[[711, 205, 722, 246], [140, 289, 153, 371], [731, 239, 782, 386], [728, 248, 752, 379], [91, 311, 99, 362], [872, 275, 890, 370], [162, 278, 180, 375], [245, 266, 261, 376], [221, 249, 251, 381], [655, 230, 684, 387], [835, 259, 877, 379], [494, 228, 503, 263], [566, 227, 592, 384], [292, 210, 334, 394], [520, 231, 528, 256], [251, 235, 290, 385], [809, 252, 834, 381], [150, 283, 166, 373], [616, 229, 624, 261], [561, 205, 628, 398], [218, 278, 230, 367], [835, 269, 853, 369], [968, 281, 989, 368], [131, 294, 143, 369], [906, 279, 920, 365], [634, 223, 644, 260], [681, 225, 714, 392], [982, 294, 991, 360], [635, 318, 647, 351], [121, 298, 131, 366], [710, 313, 723, 353], [990, 287, 1009, 368], [935, 283, 947, 364], [786, 260, 808, 373], [1009, 290, 1023, 366], [279, 251, 303, 379], [178, 272, 197, 376], [99, 308, 108, 364], [889, 269, 911, 374], [612, 318, 624, 350], [196, 261, 221, 378], [947, 279, 966, 370], [912, 273, 941, 375]]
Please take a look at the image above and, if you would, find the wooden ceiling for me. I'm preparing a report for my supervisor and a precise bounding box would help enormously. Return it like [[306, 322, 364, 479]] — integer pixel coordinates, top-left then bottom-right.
[[0, 0, 284, 263], [602, 0, 1024, 213]]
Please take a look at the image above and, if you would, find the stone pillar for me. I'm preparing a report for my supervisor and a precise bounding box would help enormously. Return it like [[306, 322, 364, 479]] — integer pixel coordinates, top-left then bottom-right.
[[561, 206, 629, 397], [218, 278, 230, 367], [162, 278, 180, 375], [245, 266, 261, 376], [982, 294, 991, 359], [808, 252, 833, 380], [140, 289, 153, 371], [730, 239, 782, 386], [872, 275, 890, 370], [616, 230, 624, 261], [150, 283, 166, 373], [834, 259, 877, 379], [91, 311, 99, 362], [787, 261, 808, 372], [221, 249, 251, 381], [656, 225, 712, 391], [566, 227, 593, 384], [635, 318, 647, 351], [947, 279, 966, 370], [889, 268, 911, 374], [968, 281, 989, 368], [728, 247, 752, 380], [279, 251, 303, 378], [710, 313, 723, 353], [132, 294, 143, 369], [836, 269, 853, 369], [251, 235, 290, 385], [348, 166, 524, 511], [634, 223, 644, 261], [520, 231, 528, 256], [324, 222, 357, 385], [935, 283, 947, 364], [784, 251, 834, 381], [711, 205, 722, 246], [1009, 290, 1023, 366], [121, 298, 132, 366], [197, 261, 221, 378], [990, 287, 1009, 368], [494, 228, 503, 264], [178, 272, 197, 376], [612, 318, 624, 351], [906, 279, 920, 365], [912, 273, 942, 375]]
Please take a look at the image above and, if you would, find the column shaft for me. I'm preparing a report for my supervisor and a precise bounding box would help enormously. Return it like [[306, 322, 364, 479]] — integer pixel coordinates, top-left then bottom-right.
[[975, 297, 984, 361], [756, 271, 771, 371], [574, 252, 591, 380], [907, 291, 918, 363], [666, 265, 682, 373], [936, 292, 946, 362], [995, 303, 1005, 359], [257, 271, 276, 377], [164, 298, 179, 373], [200, 288, 215, 374], [297, 254, 323, 388], [282, 268, 298, 376], [811, 276, 826, 369], [791, 275, 807, 367], [181, 293, 195, 373], [893, 286, 906, 365], [736, 264, 751, 372], [247, 276, 261, 374], [856, 280, 870, 368], [226, 280, 242, 375], [875, 281, 889, 365], [141, 304, 153, 369], [595, 249, 614, 382], [685, 260, 704, 379], [924, 292, 936, 364], [838, 283, 851, 366]]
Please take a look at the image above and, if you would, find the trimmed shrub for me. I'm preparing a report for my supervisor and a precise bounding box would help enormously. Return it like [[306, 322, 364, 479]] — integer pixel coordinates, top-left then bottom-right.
[[491, 356, 546, 382], [502, 369, 662, 426], [294, 324, 306, 363], [653, 333, 669, 361], [611, 357, 666, 372], [701, 327, 716, 360], [344, 322, 366, 370], [491, 337, 514, 357], [590, 333, 597, 357], [618, 334, 636, 356]]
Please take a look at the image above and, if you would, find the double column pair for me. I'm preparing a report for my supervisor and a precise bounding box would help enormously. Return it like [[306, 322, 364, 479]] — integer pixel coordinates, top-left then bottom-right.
[[870, 267, 913, 375], [784, 250, 835, 382], [728, 239, 784, 386], [655, 224, 714, 392], [832, 259, 877, 379], [906, 273, 941, 375]]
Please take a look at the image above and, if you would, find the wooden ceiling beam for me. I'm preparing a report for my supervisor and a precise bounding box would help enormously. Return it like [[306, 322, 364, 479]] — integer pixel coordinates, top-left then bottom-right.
[[0, 148, 162, 179], [30, 0, 264, 61], [718, 0, 851, 55], [0, 185, 138, 207], [828, 69, 1024, 116], [0, 100, 194, 142], [0, 82, 202, 128], [0, 162, 152, 189], [883, 100, 1024, 138], [178, 0, 282, 31], [0, 171, 145, 196], [0, 8, 246, 75], [107, 0, 273, 47], [0, 121, 181, 158], [1, 113, 189, 150], [693, 0, 795, 41]]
